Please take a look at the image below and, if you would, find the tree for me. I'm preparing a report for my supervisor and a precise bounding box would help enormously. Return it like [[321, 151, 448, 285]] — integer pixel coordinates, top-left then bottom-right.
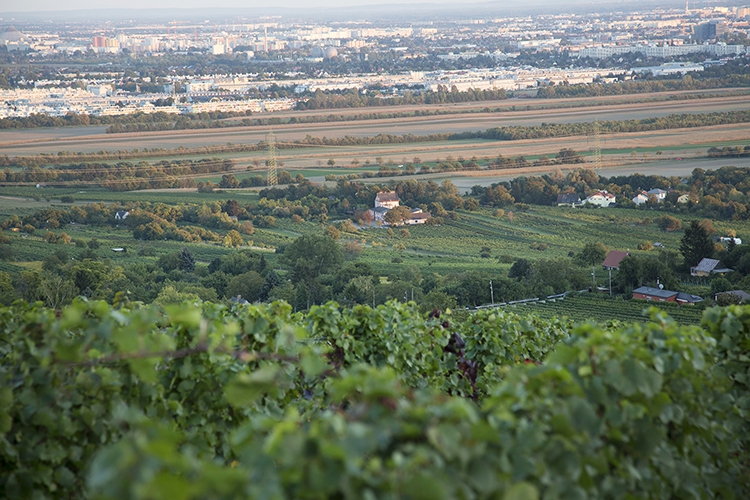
[[574, 242, 608, 267], [383, 206, 411, 226], [680, 220, 715, 268], [280, 234, 344, 279], [224, 230, 244, 248], [179, 248, 196, 273], [219, 175, 239, 189], [325, 225, 341, 240], [39, 275, 77, 309], [0, 270, 16, 305], [154, 285, 201, 306], [509, 259, 533, 281], [464, 198, 480, 211], [656, 215, 682, 232], [259, 270, 283, 301], [224, 200, 242, 217], [225, 271, 264, 302]]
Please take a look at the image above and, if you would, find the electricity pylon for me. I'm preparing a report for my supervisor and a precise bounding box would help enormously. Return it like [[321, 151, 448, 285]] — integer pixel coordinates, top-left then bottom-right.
[[266, 131, 278, 186]]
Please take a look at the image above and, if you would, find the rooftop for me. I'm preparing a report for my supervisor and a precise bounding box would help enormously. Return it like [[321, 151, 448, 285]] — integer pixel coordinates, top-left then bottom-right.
[[602, 250, 629, 269], [633, 286, 679, 299]]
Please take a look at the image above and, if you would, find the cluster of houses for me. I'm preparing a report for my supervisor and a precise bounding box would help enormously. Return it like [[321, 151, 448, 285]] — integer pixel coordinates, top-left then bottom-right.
[[366, 192, 432, 226], [557, 191, 616, 208], [631, 188, 693, 206], [557, 188, 696, 208], [600, 248, 749, 304]]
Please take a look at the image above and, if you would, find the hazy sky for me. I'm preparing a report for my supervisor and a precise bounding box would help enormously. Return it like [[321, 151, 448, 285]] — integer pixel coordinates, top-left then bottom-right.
[[6, 0, 464, 11]]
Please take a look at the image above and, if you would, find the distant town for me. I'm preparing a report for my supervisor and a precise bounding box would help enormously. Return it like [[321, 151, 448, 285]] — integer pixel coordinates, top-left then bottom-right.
[[1, 3, 750, 118]]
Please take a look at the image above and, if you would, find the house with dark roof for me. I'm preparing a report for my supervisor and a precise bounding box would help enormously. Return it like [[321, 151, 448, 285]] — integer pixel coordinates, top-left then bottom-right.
[[114, 210, 129, 221], [675, 292, 704, 305], [690, 258, 731, 277], [714, 290, 750, 303], [367, 206, 389, 223], [633, 286, 703, 305], [406, 208, 432, 225], [602, 250, 629, 270], [633, 286, 678, 303], [557, 193, 582, 207]]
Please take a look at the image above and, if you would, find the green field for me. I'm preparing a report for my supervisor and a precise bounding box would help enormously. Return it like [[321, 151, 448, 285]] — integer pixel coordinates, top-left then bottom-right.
[[501, 292, 706, 326]]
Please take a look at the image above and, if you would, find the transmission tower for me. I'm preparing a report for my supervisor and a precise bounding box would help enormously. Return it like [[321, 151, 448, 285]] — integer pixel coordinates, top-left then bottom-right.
[[266, 131, 278, 186], [592, 119, 602, 172]]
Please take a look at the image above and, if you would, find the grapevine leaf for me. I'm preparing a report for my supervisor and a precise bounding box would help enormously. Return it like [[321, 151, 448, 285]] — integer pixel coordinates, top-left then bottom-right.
[[225, 366, 280, 407], [504, 482, 539, 500], [300, 354, 329, 378]]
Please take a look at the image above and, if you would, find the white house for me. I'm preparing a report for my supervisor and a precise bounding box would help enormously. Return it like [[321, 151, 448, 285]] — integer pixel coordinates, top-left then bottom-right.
[[632, 192, 649, 206], [374, 191, 400, 209], [647, 188, 667, 201], [677, 193, 692, 204], [719, 236, 742, 245], [406, 208, 432, 225], [114, 210, 129, 220], [366, 200, 431, 226], [585, 191, 616, 207]]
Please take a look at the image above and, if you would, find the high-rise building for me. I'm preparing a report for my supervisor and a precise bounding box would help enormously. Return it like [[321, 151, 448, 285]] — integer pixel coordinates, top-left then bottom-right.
[[693, 21, 728, 41]]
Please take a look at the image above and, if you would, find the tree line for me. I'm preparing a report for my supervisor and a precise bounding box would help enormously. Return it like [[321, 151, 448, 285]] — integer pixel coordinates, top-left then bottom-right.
[[0, 158, 235, 191]]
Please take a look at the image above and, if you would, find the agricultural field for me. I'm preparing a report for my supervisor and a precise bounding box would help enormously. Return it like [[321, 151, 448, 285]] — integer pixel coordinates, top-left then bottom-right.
[[502, 292, 706, 326], [3, 94, 750, 173]]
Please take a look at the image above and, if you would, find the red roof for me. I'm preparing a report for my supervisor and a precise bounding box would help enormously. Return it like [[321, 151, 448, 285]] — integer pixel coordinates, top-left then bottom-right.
[[602, 250, 629, 269], [589, 191, 615, 199]]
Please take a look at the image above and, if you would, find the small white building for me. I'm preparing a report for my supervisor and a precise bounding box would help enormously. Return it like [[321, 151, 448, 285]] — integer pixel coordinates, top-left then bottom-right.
[[719, 236, 742, 245], [585, 191, 616, 207], [406, 208, 432, 225], [632, 192, 649, 206]]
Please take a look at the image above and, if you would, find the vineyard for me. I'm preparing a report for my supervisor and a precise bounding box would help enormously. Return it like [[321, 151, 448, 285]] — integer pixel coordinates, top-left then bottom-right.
[[504, 292, 706, 326], [1, 299, 748, 499]]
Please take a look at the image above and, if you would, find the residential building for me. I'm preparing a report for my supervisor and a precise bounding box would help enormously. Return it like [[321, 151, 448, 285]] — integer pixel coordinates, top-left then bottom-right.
[[585, 190, 616, 207], [602, 250, 630, 270], [374, 191, 400, 209], [647, 188, 667, 201], [719, 236, 742, 245], [557, 193, 582, 207], [632, 192, 649, 206], [714, 290, 750, 303], [632, 286, 703, 305], [406, 208, 432, 225], [690, 258, 731, 277]]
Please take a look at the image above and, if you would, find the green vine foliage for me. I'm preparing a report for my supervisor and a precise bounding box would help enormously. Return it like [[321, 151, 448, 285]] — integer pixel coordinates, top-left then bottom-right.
[[0, 299, 748, 499]]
